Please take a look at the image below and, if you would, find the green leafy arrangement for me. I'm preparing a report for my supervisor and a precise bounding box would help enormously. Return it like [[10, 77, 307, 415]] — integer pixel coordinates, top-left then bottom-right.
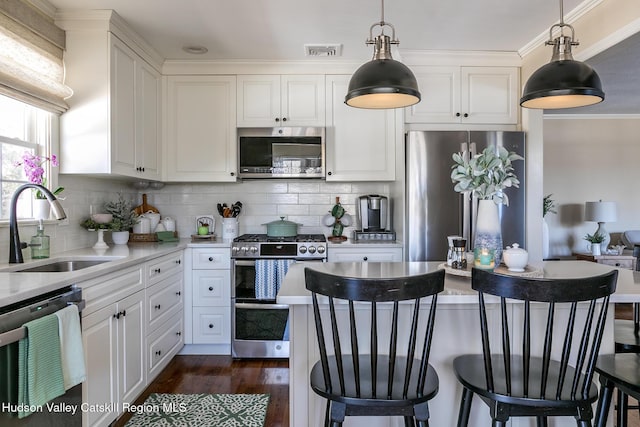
[[104, 193, 139, 231], [543, 194, 557, 217], [451, 146, 523, 206], [584, 232, 605, 243]]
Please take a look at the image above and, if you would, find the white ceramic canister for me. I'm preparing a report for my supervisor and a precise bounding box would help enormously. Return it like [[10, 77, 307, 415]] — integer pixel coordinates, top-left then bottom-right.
[[162, 217, 176, 232], [133, 215, 151, 234], [146, 211, 160, 231], [222, 218, 239, 240]]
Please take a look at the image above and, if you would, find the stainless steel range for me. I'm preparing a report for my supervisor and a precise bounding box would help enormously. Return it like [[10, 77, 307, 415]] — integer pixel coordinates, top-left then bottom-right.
[[231, 234, 327, 358]]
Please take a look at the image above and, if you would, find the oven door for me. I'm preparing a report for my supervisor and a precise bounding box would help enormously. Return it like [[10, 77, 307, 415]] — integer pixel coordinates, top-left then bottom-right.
[[232, 259, 290, 358]]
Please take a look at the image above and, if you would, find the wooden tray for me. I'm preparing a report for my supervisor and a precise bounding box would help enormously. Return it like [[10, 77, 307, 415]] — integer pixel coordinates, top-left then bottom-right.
[[438, 263, 544, 278], [129, 232, 158, 242], [191, 234, 217, 241]]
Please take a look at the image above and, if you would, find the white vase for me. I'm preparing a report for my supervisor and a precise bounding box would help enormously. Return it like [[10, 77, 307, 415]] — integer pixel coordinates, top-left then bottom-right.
[[111, 231, 130, 245], [542, 217, 550, 260], [590, 243, 602, 256], [474, 199, 503, 266], [33, 198, 50, 220]]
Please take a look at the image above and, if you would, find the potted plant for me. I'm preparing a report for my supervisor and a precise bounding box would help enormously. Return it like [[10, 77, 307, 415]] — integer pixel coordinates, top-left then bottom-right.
[[451, 146, 524, 265], [15, 152, 64, 220], [584, 231, 605, 256], [542, 194, 557, 259], [104, 193, 139, 244]]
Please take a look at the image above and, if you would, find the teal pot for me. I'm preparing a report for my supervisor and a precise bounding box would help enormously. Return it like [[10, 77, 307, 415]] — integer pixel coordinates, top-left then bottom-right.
[[263, 217, 300, 237]]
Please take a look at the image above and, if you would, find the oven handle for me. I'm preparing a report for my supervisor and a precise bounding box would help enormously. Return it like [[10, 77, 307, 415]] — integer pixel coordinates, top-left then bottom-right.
[[233, 259, 257, 267], [235, 302, 289, 310]]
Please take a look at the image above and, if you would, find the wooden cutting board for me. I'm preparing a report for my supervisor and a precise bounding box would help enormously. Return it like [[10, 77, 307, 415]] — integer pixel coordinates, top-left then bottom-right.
[[134, 193, 159, 215]]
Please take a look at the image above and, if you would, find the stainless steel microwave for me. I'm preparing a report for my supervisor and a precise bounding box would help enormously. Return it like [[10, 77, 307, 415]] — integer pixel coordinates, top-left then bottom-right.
[[237, 127, 325, 179]]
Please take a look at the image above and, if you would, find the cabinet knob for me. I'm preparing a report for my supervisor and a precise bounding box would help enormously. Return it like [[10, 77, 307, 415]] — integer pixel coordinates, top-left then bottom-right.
[[208, 286, 214, 291], [155, 304, 161, 310], [282, 117, 287, 122], [176, 291, 181, 296], [456, 112, 461, 117], [208, 257, 214, 262], [463, 113, 469, 118], [122, 310, 126, 317], [209, 323, 215, 329], [327, 171, 332, 176], [275, 117, 280, 122], [155, 268, 161, 274], [176, 331, 182, 336], [175, 259, 181, 264], [155, 350, 162, 356], [363, 256, 368, 261], [230, 172, 235, 176]]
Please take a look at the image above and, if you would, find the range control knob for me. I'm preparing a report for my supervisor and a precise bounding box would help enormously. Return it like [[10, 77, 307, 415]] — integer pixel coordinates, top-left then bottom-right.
[[249, 246, 258, 254], [240, 246, 249, 254], [308, 246, 316, 254], [231, 246, 240, 255], [299, 246, 307, 254], [317, 245, 326, 254]]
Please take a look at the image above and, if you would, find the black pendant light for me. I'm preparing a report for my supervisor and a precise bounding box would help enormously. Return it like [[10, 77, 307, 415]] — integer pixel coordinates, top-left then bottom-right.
[[520, 0, 604, 109], [345, 0, 420, 109]]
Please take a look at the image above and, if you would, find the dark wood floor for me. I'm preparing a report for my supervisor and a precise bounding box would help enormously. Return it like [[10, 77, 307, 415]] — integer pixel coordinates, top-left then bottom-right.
[[113, 355, 289, 427]]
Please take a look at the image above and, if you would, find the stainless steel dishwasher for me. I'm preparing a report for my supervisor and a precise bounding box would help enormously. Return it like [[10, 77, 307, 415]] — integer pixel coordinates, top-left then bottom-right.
[[0, 286, 84, 426]]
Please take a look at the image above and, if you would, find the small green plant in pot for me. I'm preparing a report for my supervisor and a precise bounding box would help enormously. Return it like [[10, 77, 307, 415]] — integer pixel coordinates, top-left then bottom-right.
[[105, 193, 139, 244], [584, 231, 605, 256]]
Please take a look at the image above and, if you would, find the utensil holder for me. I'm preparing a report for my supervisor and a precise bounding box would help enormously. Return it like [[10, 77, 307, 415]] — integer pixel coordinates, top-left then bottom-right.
[[222, 218, 238, 240]]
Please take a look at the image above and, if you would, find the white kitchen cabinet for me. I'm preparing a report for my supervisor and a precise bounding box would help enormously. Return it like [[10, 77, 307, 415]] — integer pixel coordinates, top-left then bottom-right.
[[328, 246, 403, 263], [184, 247, 231, 353], [405, 66, 519, 124], [237, 75, 325, 127], [145, 251, 184, 378], [82, 289, 145, 427], [165, 75, 237, 182], [60, 31, 161, 180], [325, 75, 398, 181]]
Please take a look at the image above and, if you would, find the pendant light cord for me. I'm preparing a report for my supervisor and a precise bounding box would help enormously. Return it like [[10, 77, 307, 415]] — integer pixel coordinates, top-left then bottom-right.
[[368, 0, 398, 43]]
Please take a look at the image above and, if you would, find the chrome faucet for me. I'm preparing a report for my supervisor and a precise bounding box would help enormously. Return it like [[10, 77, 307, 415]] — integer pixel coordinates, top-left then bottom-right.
[[9, 184, 67, 263]]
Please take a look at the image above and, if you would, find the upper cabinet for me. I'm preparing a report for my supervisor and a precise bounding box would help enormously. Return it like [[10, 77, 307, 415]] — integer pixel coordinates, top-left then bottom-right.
[[237, 75, 325, 127], [325, 75, 398, 181], [405, 66, 519, 125], [164, 75, 237, 182], [60, 31, 161, 180]]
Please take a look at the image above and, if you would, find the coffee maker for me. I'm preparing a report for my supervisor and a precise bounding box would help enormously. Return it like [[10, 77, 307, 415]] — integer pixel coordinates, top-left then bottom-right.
[[357, 195, 389, 231]]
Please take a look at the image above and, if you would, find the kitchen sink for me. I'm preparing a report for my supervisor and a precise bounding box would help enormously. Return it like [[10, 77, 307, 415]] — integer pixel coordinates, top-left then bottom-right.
[[11, 259, 111, 273]]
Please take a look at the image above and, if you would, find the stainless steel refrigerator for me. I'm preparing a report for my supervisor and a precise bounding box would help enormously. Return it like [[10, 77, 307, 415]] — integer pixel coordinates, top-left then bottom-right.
[[406, 130, 526, 262]]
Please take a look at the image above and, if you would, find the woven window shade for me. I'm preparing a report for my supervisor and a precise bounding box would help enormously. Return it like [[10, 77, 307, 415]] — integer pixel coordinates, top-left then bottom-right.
[[0, 1, 72, 113]]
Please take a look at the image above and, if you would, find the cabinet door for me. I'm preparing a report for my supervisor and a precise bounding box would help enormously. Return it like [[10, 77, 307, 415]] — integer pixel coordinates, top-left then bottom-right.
[[325, 75, 396, 181], [110, 36, 137, 176], [405, 66, 461, 124], [137, 60, 161, 180], [165, 75, 237, 181], [193, 269, 230, 306], [237, 75, 281, 127], [117, 291, 146, 407], [193, 306, 231, 344], [82, 304, 118, 427], [281, 75, 325, 127], [462, 67, 518, 124]]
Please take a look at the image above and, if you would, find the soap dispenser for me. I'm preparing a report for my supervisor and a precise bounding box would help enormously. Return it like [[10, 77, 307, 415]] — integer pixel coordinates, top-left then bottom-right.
[[30, 219, 50, 259]]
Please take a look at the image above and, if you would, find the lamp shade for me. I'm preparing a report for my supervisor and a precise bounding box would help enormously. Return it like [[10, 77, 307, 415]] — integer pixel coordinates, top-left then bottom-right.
[[584, 201, 618, 223], [345, 59, 421, 109], [520, 59, 604, 109]]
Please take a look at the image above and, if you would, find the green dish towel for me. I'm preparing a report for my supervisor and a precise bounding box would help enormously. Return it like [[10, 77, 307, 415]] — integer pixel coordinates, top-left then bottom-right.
[[18, 313, 65, 418]]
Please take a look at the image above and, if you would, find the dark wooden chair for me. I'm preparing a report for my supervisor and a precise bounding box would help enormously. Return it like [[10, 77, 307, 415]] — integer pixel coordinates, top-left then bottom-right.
[[614, 245, 640, 353], [454, 268, 618, 427], [304, 267, 445, 427], [594, 353, 640, 427]]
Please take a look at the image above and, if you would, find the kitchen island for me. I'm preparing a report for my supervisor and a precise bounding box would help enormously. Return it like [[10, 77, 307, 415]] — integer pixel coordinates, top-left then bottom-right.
[[278, 261, 637, 427]]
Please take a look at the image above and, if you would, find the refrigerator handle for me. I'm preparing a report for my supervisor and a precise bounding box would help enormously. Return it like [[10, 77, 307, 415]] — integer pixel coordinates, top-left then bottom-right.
[[468, 142, 478, 247], [460, 142, 470, 242]]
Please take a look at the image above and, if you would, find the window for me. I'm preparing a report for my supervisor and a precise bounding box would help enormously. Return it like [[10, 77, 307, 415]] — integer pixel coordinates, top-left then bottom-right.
[[0, 93, 56, 220]]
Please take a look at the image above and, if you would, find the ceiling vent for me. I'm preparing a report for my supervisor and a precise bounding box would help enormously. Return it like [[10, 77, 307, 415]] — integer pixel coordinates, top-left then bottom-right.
[[304, 44, 342, 57]]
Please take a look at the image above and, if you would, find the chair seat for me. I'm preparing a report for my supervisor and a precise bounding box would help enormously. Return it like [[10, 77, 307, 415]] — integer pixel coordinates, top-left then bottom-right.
[[310, 355, 439, 407], [453, 354, 599, 408], [615, 319, 640, 353]]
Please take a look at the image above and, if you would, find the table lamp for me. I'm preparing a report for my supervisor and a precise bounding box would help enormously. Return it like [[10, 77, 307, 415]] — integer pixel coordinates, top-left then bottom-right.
[[584, 200, 618, 251]]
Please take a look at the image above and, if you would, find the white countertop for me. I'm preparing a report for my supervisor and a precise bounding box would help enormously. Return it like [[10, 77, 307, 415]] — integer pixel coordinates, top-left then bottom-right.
[[278, 260, 640, 305], [327, 238, 403, 248], [0, 240, 189, 308]]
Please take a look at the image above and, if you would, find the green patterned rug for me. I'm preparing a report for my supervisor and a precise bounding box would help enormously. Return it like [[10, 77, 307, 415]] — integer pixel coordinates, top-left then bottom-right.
[[124, 393, 269, 427]]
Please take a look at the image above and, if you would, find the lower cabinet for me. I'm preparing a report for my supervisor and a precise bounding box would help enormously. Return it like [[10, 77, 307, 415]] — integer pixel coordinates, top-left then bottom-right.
[[82, 290, 145, 427], [148, 310, 184, 379], [328, 246, 403, 262]]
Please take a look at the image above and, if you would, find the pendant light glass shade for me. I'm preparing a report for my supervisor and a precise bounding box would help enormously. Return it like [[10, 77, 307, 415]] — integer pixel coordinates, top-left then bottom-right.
[[520, 1, 604, 109], [345, 1, 420, 109]]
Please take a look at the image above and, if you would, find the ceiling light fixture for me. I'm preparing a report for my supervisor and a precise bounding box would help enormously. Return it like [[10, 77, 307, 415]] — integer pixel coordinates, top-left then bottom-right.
[[182, 45, 208, 55], [520, 0, 604, 109], [345, 0, 420, 109]]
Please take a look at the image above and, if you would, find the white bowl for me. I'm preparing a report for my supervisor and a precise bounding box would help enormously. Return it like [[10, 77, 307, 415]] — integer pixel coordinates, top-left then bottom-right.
[[91, 213, 113, 224]]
